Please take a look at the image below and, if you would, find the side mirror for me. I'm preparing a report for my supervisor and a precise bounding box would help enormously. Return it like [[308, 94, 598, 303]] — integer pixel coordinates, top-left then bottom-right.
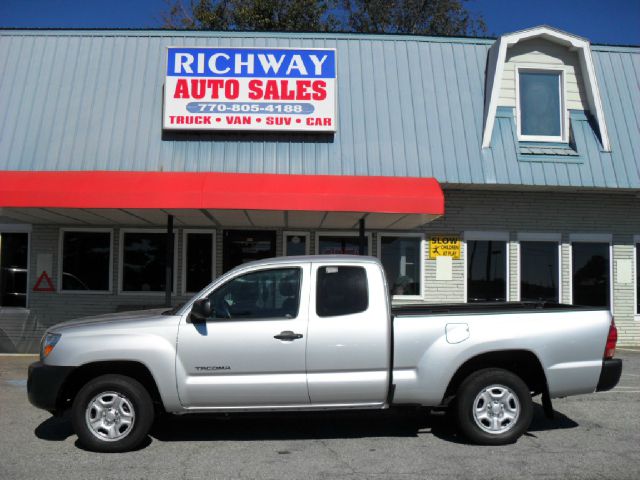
[[189, 298, 213, 324]]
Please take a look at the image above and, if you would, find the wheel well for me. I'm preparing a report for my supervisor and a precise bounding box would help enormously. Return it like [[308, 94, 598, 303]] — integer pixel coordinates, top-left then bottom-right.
[[57, 361, 165, 414], [442, 350, 548, 405]]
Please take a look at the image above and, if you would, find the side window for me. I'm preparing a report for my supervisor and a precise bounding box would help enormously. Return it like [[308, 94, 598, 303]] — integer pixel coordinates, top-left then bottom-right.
[[316, 266, 368, 317], [208, 268, 301, 320]]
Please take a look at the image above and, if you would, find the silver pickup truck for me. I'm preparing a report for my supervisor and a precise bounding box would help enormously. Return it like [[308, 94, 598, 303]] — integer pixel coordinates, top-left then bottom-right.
[[28, 255, 622, 452]]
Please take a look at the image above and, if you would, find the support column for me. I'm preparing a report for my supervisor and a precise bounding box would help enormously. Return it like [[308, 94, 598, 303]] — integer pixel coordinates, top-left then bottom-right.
[[359, 218, 366, 255], [165, 214, 174, 307]]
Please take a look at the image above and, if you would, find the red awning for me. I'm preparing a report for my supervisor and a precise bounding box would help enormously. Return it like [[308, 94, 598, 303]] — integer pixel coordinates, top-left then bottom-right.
[[0, 171, 444, 216]]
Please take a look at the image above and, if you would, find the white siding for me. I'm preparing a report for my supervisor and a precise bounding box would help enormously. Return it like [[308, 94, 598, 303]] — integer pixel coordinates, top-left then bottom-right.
[[499, 38, 589, 111]]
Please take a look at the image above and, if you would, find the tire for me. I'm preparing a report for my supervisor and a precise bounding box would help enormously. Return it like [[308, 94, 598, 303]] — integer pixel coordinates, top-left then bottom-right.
[[71, 374, 154, 453], [456, 368, 533, 445]]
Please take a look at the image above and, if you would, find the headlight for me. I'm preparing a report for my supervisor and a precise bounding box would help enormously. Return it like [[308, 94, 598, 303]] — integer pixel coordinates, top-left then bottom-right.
[[41, 333, 61, 360]]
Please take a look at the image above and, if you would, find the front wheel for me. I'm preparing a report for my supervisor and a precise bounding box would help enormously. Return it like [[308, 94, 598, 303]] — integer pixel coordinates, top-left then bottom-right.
[[71, 374, 154, 452], [456, 368, 533, 445]]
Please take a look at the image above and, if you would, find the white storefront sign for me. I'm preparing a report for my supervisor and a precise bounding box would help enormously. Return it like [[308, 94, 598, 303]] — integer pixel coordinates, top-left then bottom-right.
[[163, 47, 337, 132]]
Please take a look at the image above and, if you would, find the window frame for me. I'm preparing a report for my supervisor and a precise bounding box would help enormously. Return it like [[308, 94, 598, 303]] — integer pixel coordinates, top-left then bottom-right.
[[463, 231, 510, 303], [315, 231, 372, 256], [516, 232, 562, 302], [568, 233, 613, 309], [181, 229, 216, 295], [58, 228, 114, 294], [315, 265, 369, 318], [118, 228, 178, 295], [282, 231, 311, 256], [206, 266, 304, 321], [516, 65, 567, 143], [376, 232, 425, 301]]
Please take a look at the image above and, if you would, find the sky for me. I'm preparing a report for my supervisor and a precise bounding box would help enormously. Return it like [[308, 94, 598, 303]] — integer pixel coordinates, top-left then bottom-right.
[[0, 0, 638, 46]]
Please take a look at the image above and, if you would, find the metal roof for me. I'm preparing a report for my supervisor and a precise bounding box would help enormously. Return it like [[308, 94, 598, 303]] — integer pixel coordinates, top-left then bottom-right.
[[0, 30, 638, 189]]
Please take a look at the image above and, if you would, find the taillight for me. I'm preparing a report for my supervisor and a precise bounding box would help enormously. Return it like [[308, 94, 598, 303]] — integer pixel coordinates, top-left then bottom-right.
[[604, 319, 617, 359]]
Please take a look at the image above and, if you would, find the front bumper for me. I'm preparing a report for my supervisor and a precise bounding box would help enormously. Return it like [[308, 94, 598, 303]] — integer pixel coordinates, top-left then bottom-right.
[[27, 362, 75, 414], [596, 358, 622, 392]]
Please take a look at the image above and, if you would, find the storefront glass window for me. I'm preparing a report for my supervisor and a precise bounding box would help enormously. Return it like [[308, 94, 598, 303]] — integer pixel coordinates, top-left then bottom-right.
[[318, 235, 368, 255], [519, 71, 562, 138], [122, 232, 171, 292], [380, 236, 421, 297], [467, 240, 507, 302], [223, 230, 276, 273], [572, 242, 610, 307], [520, 241, 559, 302], [284, 234, 308, 256], [185, 232, 214, 293], [0, 233, 29, 306], [61, 231, 111, 291]]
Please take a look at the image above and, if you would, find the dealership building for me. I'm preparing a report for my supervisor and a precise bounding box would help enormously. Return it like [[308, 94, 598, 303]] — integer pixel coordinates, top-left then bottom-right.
[[0, 26, 638, 352]]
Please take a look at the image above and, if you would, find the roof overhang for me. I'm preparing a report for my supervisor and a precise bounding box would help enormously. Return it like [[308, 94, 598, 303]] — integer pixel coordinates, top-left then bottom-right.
[[0, 171, 444, 229], [482, 25, 611, 151]]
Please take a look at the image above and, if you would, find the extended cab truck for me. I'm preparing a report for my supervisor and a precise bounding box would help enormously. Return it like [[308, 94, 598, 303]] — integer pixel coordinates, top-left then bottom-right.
[[28, 256, 622, 452]]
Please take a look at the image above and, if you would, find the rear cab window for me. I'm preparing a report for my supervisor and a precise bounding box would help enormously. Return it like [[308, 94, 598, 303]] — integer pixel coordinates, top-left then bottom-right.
[[316, 266, 368, 317]]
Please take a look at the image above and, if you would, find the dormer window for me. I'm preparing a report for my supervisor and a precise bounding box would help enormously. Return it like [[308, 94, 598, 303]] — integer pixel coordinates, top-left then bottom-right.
[[517, 68, 565, 142], [482, 26, 611, 152]]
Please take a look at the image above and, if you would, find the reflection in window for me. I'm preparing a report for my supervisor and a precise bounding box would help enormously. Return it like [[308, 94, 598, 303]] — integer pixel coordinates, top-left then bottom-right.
[[208, 268, 300, 320], [572, 242, 609, 307], [318, 235, 368, 255], [185, 233, 213, 293], [122, 232, 171, 292], [520, 241, 558, 302], [223, 230, 276, 273], [316, 266, 368, 317], [285, 234, 307, 256], [467, 240, 507, 302], [380, 236, 421, 296], [0, 233, 28, 307], [519, 71, 562, 138], [62, 231, 111, 291]]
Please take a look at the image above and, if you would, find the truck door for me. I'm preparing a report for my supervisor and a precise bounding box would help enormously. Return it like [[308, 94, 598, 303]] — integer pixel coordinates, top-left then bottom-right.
[[306, 262, 391, 406], [176, 264, 310, 408]]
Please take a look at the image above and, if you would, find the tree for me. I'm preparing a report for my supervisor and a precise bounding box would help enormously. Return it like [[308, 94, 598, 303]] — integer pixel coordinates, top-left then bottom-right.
[[343, 0, 485, 36], [162, 0, 337, 32], [162, 0, 486, 36]]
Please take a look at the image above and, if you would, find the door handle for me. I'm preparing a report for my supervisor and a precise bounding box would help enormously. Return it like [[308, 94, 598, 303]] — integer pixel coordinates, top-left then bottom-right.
[[274, 330, 303, 341]]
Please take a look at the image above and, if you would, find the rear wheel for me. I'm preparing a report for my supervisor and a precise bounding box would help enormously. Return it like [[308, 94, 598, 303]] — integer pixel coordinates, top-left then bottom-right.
[[71, 374, 154, 452], [456, 368, 532, 445]]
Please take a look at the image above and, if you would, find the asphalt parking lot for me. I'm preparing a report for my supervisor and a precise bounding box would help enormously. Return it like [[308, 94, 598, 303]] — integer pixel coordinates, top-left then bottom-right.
[[1, 350, 639, 480]]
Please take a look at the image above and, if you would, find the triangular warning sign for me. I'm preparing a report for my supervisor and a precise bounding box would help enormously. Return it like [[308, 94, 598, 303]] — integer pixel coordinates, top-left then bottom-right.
[[33, 271, 55, 292]]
